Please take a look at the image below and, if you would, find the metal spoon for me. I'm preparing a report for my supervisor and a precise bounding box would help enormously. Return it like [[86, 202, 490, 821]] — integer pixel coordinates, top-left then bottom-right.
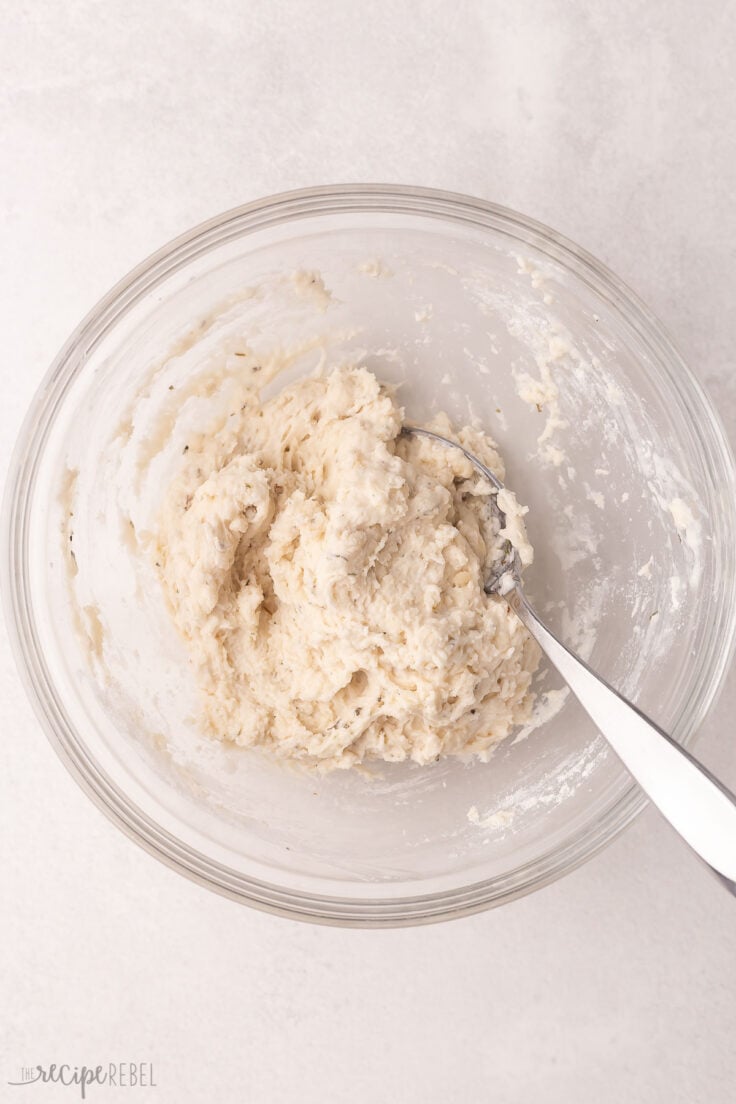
[[402, 425, 736, 895]]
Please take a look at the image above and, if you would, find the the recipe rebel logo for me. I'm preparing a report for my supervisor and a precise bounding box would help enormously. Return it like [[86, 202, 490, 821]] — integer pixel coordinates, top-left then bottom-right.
[[7, 1062, 157, 1098]]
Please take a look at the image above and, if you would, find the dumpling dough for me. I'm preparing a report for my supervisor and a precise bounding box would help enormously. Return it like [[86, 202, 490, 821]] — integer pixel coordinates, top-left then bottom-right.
[[156, 366, 540, 771]]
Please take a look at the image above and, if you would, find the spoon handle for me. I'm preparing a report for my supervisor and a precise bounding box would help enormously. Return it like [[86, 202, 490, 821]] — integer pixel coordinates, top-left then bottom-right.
[[509, 588, 736, 895]]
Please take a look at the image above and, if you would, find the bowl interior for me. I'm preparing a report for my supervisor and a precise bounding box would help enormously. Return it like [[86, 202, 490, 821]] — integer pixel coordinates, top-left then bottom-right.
[[16, 197, 731, 915]]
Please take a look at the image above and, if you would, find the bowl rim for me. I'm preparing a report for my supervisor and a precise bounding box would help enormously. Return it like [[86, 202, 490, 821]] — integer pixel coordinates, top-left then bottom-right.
[[4, 182, 736, 926]]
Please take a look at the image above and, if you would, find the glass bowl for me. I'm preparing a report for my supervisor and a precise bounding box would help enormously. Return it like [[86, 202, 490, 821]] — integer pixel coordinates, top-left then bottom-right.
[[4, 185, 736, 926]]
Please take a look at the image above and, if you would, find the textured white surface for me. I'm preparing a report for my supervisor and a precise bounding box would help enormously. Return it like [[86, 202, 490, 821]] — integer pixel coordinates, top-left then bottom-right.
[[2, 3, 735, 1101]]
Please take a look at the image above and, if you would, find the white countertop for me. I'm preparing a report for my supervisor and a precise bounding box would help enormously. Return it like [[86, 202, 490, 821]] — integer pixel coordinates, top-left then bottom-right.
[[2, 3, 735, 1101]]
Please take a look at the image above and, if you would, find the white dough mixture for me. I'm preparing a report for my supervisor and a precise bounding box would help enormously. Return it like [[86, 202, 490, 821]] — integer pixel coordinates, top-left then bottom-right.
[[155, 366, 540, 771]]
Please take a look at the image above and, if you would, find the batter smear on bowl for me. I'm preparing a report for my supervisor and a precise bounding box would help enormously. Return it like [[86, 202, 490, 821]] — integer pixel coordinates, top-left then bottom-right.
[[155, 366, 540, 770]]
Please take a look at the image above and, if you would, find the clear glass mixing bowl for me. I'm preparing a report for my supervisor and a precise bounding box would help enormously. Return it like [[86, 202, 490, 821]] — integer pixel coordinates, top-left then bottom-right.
[[4, 185, 736, 925]]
